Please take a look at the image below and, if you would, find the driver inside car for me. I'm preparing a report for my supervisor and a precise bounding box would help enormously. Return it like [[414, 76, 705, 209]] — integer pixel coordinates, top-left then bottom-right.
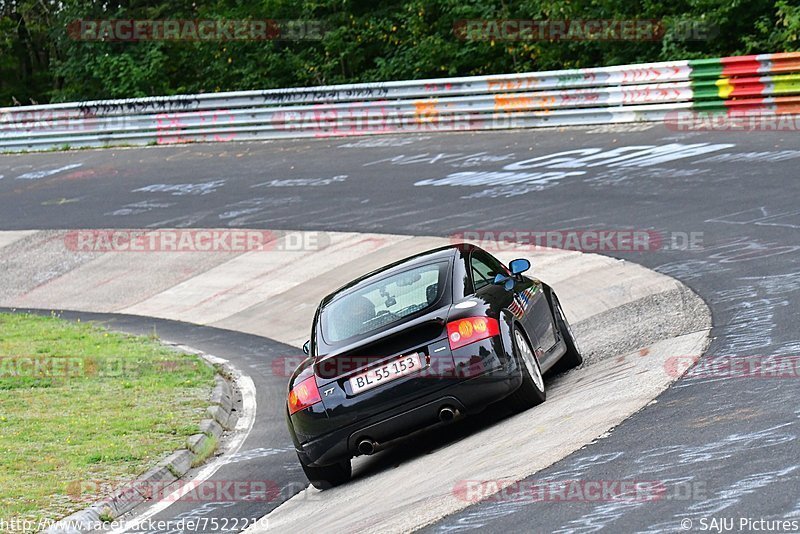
[[333, 295, 376, 339]]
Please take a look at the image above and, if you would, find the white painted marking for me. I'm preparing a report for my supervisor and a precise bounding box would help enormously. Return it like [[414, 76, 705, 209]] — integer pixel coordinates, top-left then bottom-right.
[[250, 175, 347, 188], [502, 144, 734, 171], [339, 136, 431, 148], [410, 144, 738, 194], [415, 171, 585, 188], [105, 201, 175, 217], [16, 163, 83, 180], [133, 180, 226, 196], [706, 207, 800, 229], [364, 152, 514, 167], [585, 124, 654, 134], [695, 150, 800, 164]]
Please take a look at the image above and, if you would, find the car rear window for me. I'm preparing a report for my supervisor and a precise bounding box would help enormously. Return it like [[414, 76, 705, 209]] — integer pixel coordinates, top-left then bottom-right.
[[321, 261, 448, 344]]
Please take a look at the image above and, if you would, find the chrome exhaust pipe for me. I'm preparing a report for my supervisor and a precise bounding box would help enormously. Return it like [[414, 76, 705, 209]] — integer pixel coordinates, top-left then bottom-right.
[[357, 439, 378, 455], [439, 406, 459, 423]]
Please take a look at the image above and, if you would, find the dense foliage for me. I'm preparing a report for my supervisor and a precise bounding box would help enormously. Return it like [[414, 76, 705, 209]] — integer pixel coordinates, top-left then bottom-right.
[[1, 0, 798, 106]]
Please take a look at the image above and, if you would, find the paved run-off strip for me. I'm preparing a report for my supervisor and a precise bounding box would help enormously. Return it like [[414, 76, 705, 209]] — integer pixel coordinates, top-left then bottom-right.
[[0, 229, 711, 532]]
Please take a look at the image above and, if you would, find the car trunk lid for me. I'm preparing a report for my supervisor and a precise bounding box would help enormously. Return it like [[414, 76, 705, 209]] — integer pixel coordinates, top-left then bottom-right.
[[314, 307, 457, 424]]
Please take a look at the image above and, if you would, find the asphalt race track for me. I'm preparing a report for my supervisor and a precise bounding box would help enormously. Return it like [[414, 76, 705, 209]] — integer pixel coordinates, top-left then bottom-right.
[[0, 228, 711, 532], [1, 123, 799, 532]]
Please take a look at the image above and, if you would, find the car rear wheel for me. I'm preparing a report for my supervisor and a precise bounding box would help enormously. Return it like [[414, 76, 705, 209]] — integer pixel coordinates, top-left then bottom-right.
[[506, 327, 546, 412], [298, 453, 352, 489], [552, 294, 583, 373]]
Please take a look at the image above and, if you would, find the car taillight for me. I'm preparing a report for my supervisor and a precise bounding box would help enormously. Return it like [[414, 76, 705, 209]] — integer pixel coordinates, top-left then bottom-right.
[[447, 316, 500, 350], [288, 375, 322, 415]]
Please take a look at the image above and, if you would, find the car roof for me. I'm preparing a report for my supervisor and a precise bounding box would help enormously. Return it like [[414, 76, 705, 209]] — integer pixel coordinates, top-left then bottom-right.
[[319, 243, 479, 308]]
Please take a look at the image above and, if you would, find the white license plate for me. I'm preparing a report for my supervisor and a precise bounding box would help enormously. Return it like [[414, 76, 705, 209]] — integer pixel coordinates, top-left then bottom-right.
[[349, 352, 423, 395]]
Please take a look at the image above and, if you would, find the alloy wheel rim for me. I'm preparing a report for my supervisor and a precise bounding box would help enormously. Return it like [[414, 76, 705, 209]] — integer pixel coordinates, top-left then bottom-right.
[[515, 329, 544, 392]]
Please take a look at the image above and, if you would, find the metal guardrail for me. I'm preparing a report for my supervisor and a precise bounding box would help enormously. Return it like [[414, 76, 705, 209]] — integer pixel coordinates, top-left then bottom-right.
[[1, 52, 799, 152]]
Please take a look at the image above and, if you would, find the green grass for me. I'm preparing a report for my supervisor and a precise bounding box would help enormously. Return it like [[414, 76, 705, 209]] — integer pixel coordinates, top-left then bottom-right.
[[0, 313, 216, 528]]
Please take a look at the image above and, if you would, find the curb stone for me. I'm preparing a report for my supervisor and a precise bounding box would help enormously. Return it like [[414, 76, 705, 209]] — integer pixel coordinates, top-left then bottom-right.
[[210, 375, 234, 412], [135, 466, 177, 491], [207, 404, 233, 430], [45, 344, 239, 534], [158, 449, 194, 477], [199, 418, 224, 439], [186, 433, 211, 456]]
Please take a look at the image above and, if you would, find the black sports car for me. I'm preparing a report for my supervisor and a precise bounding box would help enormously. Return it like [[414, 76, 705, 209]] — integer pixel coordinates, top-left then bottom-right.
[[285, 244, 582, 488]]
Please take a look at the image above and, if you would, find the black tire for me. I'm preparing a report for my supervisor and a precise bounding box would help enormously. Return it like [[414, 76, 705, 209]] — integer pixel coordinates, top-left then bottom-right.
[[298, 453, 352, 489], [506, 326, 546, 413], [551, 294, 583, 373]]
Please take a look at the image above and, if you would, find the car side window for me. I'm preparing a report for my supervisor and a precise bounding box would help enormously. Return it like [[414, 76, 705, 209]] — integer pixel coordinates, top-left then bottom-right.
[[470, 252, 508, 293]]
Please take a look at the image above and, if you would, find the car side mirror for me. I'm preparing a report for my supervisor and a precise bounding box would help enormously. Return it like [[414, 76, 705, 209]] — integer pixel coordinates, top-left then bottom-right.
[[493, 273, 516, 291], [509, 258, 531, 275], [303, 340, 310, 355]]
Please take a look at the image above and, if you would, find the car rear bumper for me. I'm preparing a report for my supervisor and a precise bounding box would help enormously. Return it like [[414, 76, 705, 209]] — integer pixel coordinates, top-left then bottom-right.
[[297, 366, 521, 467]]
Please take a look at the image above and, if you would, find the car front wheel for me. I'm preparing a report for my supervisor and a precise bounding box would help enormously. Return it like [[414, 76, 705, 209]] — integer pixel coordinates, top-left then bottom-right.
[[506, 327, 546, 412]]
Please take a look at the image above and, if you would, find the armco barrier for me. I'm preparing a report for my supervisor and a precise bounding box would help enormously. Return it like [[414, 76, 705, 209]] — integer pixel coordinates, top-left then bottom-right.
[[1, 52, 799, 152]]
